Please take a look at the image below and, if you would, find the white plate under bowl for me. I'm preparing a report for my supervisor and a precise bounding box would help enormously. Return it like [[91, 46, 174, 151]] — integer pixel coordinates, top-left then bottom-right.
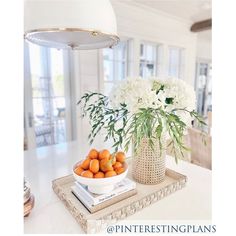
[[73, 161, 128, 194]]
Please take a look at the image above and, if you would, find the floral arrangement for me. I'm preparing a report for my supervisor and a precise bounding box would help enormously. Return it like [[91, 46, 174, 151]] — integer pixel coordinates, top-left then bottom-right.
[[78, 77, 206, 162]]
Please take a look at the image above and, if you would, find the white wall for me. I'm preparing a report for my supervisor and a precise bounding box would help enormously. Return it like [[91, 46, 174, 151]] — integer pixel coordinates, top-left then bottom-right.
[[73, 1, 199, 142], [112, 1, 197, 86], [72, 49, 102, 146], [196, 31, 212, 60]]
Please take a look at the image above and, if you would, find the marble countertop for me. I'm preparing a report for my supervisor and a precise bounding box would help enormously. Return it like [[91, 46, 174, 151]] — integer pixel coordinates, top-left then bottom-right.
[[24, 141, 212, 234]]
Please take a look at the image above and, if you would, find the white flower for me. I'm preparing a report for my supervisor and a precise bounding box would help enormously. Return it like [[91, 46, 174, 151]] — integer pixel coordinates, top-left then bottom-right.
[[109, 77, 158, 113], [162, 77, 196, 126], [109, 77, 196, 127]]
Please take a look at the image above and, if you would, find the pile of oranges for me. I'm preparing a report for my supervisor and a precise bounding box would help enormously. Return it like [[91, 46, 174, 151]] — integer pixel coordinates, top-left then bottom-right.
[[74, 149, 127, 178]]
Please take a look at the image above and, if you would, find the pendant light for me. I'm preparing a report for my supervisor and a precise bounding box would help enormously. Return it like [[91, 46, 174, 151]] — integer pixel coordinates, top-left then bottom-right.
[[24, 0, 119, 50]]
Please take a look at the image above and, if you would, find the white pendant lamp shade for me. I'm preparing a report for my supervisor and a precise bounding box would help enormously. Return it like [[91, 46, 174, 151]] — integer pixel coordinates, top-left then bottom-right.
[[24, 0, 119, 49]]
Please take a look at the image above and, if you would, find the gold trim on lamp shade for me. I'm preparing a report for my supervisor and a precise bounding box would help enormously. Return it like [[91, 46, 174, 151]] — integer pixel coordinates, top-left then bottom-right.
[[24, 27, 120, 49]]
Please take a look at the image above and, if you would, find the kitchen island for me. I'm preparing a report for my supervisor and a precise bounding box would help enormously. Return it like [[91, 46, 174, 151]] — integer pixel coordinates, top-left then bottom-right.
[[24, 141, 212, 234]]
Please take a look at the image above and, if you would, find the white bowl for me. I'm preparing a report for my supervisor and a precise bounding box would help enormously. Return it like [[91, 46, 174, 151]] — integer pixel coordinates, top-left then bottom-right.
[[73, 161, 128, 194]]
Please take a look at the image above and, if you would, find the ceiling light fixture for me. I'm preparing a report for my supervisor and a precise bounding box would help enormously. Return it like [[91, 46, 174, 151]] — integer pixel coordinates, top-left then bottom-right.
[[24, 0, 120, 50]]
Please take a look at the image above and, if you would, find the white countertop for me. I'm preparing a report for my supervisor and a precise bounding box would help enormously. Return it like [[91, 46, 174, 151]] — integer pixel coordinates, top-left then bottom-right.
[[24, 141, 212, 234]]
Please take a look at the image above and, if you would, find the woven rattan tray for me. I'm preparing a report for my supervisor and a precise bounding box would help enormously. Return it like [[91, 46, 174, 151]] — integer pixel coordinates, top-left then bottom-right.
[[52, 162, 187, 233]]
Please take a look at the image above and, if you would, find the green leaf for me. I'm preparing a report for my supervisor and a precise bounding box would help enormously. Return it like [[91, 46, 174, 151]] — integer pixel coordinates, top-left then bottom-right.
[[165, 97, 174, 104], [77, 91, 206, 162]]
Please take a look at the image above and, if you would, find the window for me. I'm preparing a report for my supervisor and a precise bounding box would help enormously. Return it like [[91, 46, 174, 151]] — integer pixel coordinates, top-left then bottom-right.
[[168, 47, 184, 79], [139, 42, 159, 78], [103, 40, 129, 95], [25, 43, 72, 147], [195, 61, 212, 116]]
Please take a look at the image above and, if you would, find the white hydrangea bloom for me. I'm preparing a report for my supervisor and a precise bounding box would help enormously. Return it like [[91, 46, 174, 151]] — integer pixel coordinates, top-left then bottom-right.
[[109, 77, 163, 113], [162, 77, 196, 126], [164, 78, 196, 110], [109, 77, 196, 127]]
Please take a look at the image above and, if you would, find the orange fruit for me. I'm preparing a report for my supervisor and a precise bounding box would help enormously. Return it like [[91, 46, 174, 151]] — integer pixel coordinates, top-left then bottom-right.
[[74, 166, 84, 176], [99, 158, 113, 172], [101, 156, 109, 162], [113, 161, 122, 170], [98, 149, 110, 160], [115, 167, 125, 175], [81, 170, 93, 178], [81, 158, 91, 170], [89, 159, 99, 174], [110, 155, 116, 165], [94, 171, 105, 178], [88, 149, 99, 159], [115, 152, 126, 163], [105, 170, 117, 178]]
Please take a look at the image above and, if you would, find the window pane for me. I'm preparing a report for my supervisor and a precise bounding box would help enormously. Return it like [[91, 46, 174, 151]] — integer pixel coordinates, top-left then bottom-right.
[[50, 49, 64, 97], [168, 47, 183, 78], [146, 63, 155, 76], [146, 45, 155, 61], [103, 48, 113, 61], [104, 60, 114, 81], [117, 62, 126, 80], [53, 97, 66, 116], [200, 63, 208, 75], [195, 62, 212, 117], [104, 83, 114, 96], [139, 42, 158, 78], [28, 43, 42, 77], [103, 40, 129, 94], [145, 63, 154, 77], [28, 43, 67, 147], [139, 62, 145, 77], [33, 98, 46, 119], [115, 41, 127, 61]]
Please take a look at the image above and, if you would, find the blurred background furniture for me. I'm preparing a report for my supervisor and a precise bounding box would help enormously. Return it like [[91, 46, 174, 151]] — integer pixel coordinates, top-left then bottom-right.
[[35, 122, 55, 147], [24, 179, 35, 217], [167, 126, 212, 170], [167, 135, 191, 163], [207, 111, 212, 134], [188, 127, 212, 170]]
